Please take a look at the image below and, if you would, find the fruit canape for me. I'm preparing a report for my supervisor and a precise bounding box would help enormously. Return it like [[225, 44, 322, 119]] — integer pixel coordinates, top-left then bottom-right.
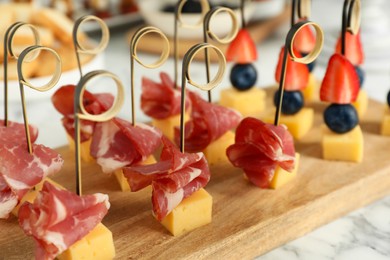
[[320, 0, 363, 163], [227, 21, 323, 189], [381, 91, 390, 135], [124, 43, 223, 236], [219, 1, 266, 117], [335, 0, 366, 117]]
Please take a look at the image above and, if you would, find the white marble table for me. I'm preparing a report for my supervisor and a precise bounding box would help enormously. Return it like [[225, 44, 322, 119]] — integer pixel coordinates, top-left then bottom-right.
[[3, 0, 390, 259]]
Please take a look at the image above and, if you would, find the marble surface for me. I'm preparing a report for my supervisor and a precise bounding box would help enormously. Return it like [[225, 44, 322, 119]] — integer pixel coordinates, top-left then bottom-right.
[[2, 0, 390, 259]]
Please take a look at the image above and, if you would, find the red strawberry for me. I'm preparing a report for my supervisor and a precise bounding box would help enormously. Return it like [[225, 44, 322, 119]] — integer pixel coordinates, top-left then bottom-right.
[[275, 47, 309, 91], [335, 31, 364, 65], [293, 20, 316, 54], [226, 29, 257, 64], [320, 53, 360, 104]]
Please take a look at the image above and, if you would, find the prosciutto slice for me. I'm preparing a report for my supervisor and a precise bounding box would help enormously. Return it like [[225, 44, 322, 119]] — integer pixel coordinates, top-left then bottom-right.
[[0, 143, 63, 218], [226, 117, 296, 188], [174, 91, 242, 153], [123, 137, 210, 220], [141, 72, 191, 119], [0, 120, 38, 144], [18, 182, 110, 260], [90, 118, 162, 173], [51, 85, 114, 142]]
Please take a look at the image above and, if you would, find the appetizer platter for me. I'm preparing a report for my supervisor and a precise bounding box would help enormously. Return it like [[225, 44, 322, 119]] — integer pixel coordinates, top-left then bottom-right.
[[2, 0, 390, 259]]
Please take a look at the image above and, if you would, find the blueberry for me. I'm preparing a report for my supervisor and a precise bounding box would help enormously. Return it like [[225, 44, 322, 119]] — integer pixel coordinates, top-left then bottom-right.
[[387, 90, 390, 106], [273, 90, 304, 115], [324, 104, 358, 133], [230, 63, 257, 91], [355, 66, 365, 88], [301, 52, 316, 72]]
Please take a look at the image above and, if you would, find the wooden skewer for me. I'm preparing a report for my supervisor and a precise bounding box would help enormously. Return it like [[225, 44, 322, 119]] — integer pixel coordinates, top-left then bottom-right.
[[16, 46, 62, 154], [291, 0, 311, 26], [74, 70, 124, 195], [129, 26, 170, 126], [341, 0, 361, 56], [3, 22, 40, 127], [72, 15, 109, 78], [274, 21, 324, 126], [203, 7, 238, 103], [180, 43, 226, 153], [173, 0, 210, 88]]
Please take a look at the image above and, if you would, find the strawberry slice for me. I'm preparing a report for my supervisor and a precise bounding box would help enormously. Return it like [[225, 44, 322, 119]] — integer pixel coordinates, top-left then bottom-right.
[[320, 53, 360, 104], [226, 29, 257, 64], [293, 21, 316, 54], [335, 31, 364, 65], [275, 47, 309, 91]]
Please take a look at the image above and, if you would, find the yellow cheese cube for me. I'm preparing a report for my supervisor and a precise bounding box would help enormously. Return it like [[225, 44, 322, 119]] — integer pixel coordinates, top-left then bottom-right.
[[203, 131, 235, 166], [12, 190, 38, 216], [269, 153, 300, 189], [302, 73, 318, 102], [66, 134, 94, 163], [58, 223, 115, 260], [152, 112, 190, 141], [322, 125, 363, 162], [264, 108, 314, 140], [35, 177, 65, 191], [160, 188, 212, 236], [352, 90, 368, 118], [219, 87, 266, 117], [381, 107, 390, 136], [114, 155, 157, 191]]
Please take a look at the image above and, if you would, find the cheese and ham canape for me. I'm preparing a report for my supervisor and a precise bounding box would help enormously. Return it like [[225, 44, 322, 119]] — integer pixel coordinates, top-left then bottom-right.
[[18, 181, 114, 260], [51, 84, 114, 162], [141, 72, 191, 141], [173, 91, 242, 165], [0, 142, 63, 218], [227, 117, 299, 189], [123, 137, 211, 236]]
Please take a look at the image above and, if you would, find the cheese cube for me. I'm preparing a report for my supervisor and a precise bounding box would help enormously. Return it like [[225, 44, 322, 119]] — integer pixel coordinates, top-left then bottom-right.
[[322, 125, 363, 162], [302, 74, 318, 102], [66, 134, 94, 163], [114, 155, 157, 192], [203, 131, 235, 166], [269, 153, 300, 189], [352, 90, 368, 118], [35, 177, 65, 191], [57, 223, 115, 260], [219, 87, 266, 117], [160, 188, 212, 236], [381, 107, 390, 136], [12, 190, 38, 216], [264, 108, 314, 140], [152, 112, 190, 141]]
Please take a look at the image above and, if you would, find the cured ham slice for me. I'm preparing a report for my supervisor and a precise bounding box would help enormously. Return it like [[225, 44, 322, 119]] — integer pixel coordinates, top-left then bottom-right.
[[0, 120, 38, 144], [174, 92, 242, 153], [18, 182, 109, 260], [123, 137, 210, 220], [0, 143, 63, 218], [51, 85, 114, 142], [90, 118, 162, 173], [141, 72, 191, 119], [226, 117, 295, 188]]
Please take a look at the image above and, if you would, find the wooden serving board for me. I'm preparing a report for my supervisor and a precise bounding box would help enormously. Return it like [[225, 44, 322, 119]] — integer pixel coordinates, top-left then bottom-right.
[[1, 90, 390, 259], [127, 6, 290, 62]]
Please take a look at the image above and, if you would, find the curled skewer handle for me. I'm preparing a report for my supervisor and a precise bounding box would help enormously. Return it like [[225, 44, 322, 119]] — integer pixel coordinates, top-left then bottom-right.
[[203, 6, 238, 102], [274, 21, 323, 126], [129, 26, 170, 126], [74, 70, 124, 195], [180, 43, 226, 153], [72, 15, 109, 77], [174, 0, 210, 88], [3, 22, 41, 127], [341, 0, 361, 55], [17, 45, 62, 154]]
